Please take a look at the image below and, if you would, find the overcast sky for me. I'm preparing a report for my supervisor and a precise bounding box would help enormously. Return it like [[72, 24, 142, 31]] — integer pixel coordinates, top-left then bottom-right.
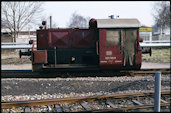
[[41, 1, 156, 28]]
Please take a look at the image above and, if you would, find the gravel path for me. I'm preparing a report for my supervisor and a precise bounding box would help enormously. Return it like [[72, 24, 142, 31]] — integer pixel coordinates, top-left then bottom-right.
[[2, 75, 170, 101]]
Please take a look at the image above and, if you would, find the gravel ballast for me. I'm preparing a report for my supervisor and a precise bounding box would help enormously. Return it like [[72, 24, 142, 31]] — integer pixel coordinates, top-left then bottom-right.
[[1, 75, 170, 101]]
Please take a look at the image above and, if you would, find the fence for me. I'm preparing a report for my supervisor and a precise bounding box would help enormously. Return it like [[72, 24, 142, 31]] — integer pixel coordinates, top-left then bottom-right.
[[1, 42, 37, 49]]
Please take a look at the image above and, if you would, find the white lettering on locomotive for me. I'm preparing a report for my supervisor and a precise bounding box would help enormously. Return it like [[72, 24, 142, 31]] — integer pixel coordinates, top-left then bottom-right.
[[115, 60, 122, 63], [105, 57, 116, 60]]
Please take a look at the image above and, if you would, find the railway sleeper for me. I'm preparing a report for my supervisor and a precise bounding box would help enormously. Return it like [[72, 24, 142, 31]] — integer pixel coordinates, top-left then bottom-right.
[[53, 104, 63, 112], [23, 106, 31, 112], [80, 102, 92, 111]]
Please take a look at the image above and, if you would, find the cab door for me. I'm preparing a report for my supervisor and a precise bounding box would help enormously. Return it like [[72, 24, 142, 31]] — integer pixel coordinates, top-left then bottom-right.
[[122, 29, 138, 66], [99, 29, 123, 68]]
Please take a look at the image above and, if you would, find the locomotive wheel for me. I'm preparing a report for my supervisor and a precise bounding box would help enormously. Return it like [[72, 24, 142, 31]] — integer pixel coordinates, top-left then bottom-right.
[[32, 64, 43, 72]]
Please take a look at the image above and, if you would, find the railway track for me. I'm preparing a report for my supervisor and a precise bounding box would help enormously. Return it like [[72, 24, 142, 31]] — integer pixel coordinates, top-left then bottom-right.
[[2, 90, 170, 112], [1, 68, 170, 78]]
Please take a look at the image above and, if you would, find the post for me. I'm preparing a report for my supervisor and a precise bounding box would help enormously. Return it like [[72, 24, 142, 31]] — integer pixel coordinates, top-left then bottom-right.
[[50, 16, 52, 28], [149, 31, 152, 42], [28, 28, 30, 39], [54, 46, 56, 67], [154, 71, 161, 112]]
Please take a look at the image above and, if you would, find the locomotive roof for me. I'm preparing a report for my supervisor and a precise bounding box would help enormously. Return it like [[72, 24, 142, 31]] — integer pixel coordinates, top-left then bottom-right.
[[96, 18, 141, 28]]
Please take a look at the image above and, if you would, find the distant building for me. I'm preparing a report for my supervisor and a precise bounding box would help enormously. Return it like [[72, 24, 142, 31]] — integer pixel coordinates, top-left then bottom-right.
[[1, 29, 13, 42], [1, 28, 36, 43], [159, 28, 170, 40], [139, 26, 152, 41], [152, 25, 170, 41]]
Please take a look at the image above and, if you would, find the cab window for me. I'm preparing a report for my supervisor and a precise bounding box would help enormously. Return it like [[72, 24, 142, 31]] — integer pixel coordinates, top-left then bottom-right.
[[106, 29, 120, 46]]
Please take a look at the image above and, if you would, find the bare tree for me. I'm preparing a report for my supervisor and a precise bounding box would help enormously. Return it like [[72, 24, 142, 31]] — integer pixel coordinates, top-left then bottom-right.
[[67, 12, 90, 28], [152, 1, 170, 33], [1, 19, 8, 28], [1, 2, 43, 42]]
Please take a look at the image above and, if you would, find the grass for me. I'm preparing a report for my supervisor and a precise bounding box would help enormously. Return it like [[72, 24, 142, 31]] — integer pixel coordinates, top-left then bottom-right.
[[142, 48, 170, 63], [1, 50, 19, 59], [1, 48, 170, 65], [1, 49, 31, 65]]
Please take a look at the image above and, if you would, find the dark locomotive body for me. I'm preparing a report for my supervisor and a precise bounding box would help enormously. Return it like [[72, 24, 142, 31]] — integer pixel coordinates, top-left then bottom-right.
[[28, 18, 144, 72], [35, 28, 99, 69]]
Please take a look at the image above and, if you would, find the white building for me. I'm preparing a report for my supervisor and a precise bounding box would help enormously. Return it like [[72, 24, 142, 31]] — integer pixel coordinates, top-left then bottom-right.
[[1, 28, 36, 43]]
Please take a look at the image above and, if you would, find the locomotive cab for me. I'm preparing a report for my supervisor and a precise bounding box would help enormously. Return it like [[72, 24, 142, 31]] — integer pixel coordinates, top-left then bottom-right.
[[96, 18, 142, 70]]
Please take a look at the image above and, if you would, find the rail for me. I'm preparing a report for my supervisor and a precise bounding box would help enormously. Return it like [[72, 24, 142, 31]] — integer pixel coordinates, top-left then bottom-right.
[[1, 40, 170, 49], [143, 40, 170, 43], [1, 42, 37, 49], [1, 68, 170, 78], [140, 42, 170, 47], [1, 90, 170, 112], [140, 40, 170, 47]]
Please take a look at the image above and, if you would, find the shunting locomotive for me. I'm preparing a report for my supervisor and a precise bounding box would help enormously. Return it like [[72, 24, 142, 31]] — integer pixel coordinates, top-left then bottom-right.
[[20, 18, 151, 72]]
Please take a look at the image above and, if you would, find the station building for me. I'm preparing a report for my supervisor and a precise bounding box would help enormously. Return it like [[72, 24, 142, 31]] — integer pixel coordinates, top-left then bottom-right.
[[139, 27, 152, 41]]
